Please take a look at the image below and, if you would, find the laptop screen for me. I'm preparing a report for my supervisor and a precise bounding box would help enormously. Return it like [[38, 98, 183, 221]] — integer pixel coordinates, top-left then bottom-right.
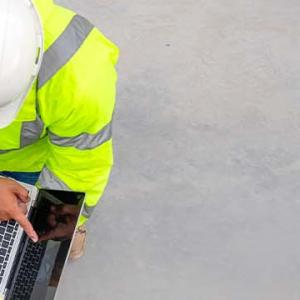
[[6, 189, 85, 300]]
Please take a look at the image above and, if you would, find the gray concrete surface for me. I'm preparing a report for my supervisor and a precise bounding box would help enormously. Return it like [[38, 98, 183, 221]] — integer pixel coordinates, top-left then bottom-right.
[[55, 0, 300, 299]]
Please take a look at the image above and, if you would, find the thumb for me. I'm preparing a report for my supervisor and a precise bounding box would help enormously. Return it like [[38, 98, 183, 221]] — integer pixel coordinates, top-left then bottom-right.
[[13, 185, 29, 203], [14, 212, 38, 243]]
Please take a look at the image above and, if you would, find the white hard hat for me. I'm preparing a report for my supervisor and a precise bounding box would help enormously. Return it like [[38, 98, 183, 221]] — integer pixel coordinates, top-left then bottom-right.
[[0, 0, 43, 128]]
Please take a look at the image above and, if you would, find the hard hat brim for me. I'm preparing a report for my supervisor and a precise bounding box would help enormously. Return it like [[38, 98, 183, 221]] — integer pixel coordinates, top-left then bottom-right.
[[0, 97, 24, 129], [0, 1, 44, 130]]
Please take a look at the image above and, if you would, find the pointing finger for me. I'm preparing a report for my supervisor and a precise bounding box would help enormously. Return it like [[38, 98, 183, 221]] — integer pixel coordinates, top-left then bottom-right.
[[14, 212, 38, 243]]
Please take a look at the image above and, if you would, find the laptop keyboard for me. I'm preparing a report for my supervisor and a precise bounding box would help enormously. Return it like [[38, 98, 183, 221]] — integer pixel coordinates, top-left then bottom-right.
[[10, 240, 46, 300], [0, 220, 19, 284]]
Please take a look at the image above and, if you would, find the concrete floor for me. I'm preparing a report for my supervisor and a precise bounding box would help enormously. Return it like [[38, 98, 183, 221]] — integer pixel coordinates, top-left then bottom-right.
[[55, 0, 300, 299]]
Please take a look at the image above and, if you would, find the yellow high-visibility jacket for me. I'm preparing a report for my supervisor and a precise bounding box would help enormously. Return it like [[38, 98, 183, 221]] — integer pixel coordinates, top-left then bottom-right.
[[0, 0, 119, 225]]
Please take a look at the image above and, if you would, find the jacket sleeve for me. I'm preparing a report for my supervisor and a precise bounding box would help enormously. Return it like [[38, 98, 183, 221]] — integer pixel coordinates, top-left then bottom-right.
[[37, 28, 119, 225]]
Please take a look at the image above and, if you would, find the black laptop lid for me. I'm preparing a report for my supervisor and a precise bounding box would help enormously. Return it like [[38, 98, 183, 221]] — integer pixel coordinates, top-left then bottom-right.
[[6, 189, 84, 300]]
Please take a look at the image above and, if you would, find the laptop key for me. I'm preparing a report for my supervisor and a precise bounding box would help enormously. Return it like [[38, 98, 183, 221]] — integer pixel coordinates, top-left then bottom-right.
[[0, 248, 6, 256], [2, 241, 9, 248], [6, 226, 13, 233], [4, 233, 11, 241]]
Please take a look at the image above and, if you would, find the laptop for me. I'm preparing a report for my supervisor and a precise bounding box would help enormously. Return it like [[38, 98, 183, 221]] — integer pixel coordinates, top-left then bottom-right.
[[0, 182, 85, 300]]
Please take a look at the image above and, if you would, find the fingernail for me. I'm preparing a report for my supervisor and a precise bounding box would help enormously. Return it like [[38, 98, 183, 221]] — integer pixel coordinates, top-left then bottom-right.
[[31, 236, 38, 243]]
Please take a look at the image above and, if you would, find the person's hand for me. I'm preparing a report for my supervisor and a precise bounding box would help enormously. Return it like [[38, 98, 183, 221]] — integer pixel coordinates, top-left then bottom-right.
[[0, 178, 38, 242], [39, 205, 78, 242]]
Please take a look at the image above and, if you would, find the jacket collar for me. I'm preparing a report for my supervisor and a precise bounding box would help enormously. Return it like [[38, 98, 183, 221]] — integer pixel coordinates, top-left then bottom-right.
[[13, 0, 56, 122], [15, 84, 37, 122], [32, 0, 55, 24]]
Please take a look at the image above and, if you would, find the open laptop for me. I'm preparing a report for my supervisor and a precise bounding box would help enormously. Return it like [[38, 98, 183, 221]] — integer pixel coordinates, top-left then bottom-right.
[[0, 182, 85, 300]]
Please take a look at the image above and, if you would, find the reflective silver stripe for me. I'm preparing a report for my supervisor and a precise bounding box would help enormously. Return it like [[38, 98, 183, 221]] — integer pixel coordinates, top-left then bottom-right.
[[38, 15, 94, 89], [82, 205, 96, 219], [48, 121, 112, 150], [20, 116, 44, 147], [39, 167, 71, 191], [0, 117, 44, 154]]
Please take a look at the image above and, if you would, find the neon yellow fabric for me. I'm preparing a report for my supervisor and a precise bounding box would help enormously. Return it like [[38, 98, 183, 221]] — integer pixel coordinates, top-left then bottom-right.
[[0, 0, 119, 225]]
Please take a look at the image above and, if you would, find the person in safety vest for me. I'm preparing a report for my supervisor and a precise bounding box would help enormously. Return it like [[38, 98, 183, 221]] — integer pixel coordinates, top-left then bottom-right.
[[0, 0, 118, 260]]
